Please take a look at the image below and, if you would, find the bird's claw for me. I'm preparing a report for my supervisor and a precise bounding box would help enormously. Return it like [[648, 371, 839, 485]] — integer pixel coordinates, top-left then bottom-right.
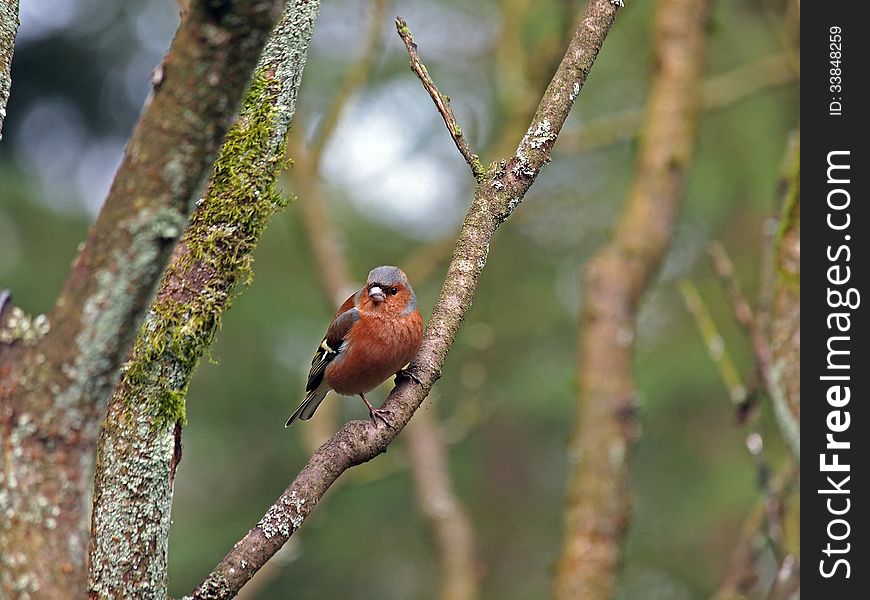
[[369, 408, 394, 429], [395, 367, 423, 387]]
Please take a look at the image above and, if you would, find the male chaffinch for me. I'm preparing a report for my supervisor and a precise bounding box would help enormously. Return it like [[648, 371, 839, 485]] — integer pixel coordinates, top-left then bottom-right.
[[286, 266, 423, 427]]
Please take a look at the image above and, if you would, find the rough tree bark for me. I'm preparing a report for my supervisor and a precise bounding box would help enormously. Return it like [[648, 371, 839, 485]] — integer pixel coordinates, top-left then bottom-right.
[[85, 2, 320, 598], [553, 1, 712, 599], [0, 0, 18, 141], [189, 1, 623, 597], [0, 1, 283, 597]]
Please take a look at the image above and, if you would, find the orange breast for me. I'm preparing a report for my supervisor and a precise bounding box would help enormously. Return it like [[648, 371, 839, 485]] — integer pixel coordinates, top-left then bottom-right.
[[325, 310, 423, 395]]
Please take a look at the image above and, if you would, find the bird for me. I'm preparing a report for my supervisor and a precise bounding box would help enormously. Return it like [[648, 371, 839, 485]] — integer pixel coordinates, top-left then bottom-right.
[[286, 266, 423, 428]]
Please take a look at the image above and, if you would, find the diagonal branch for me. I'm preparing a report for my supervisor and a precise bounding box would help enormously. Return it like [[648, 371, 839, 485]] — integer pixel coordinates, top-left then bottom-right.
[[287, 6, 479, 594], [396, 17, 485, 181], [190, 1, 623, 597], [553, 0, 713, 598], [86, 2, 320, 597], [708, 242, 757, 333]]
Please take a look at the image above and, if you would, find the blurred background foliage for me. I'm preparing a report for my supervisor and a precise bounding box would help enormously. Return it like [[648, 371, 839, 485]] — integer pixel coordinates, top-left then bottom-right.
[[0, 0, 797, 598]]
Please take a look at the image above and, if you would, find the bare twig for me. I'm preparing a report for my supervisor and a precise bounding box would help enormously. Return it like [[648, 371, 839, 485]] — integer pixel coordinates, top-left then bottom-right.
[[707, 241, 786, 425], [86, 3, 320, 596], [190, 2, 623, 597], [395, 17, 485, 181], [708, 242, 756, 332], [553, 1, 712, 599]]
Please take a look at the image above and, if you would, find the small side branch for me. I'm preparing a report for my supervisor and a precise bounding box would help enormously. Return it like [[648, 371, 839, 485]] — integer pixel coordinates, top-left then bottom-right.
[[396, 17, 485, 181], [707, 242, 779, 418]]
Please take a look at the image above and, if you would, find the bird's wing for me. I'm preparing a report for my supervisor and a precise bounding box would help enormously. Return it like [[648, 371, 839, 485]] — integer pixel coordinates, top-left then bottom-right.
[[306, 306, 359, 393], [334, 291, 357, 316]]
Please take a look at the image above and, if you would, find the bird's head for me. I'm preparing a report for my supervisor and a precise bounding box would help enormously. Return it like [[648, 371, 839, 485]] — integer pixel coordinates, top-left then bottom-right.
[[359, 265, 417, 316]]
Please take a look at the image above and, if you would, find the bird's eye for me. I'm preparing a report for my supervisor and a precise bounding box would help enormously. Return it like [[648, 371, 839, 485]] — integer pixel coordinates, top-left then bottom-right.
[[389, 287, 399, 295]]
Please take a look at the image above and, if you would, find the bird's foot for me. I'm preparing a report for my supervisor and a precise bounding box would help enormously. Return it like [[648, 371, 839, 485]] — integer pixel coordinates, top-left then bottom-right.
[[395, 367, 423, 387], [369, 407, 394, 429], [360, 393, 394, 428]]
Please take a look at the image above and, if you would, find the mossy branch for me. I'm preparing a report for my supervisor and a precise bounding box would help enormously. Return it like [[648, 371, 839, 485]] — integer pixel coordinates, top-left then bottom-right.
[[124, 73, 289, 430], [1, 2, 283, 597], [86, 2, 320, 597], [190, 2, 623, 597]]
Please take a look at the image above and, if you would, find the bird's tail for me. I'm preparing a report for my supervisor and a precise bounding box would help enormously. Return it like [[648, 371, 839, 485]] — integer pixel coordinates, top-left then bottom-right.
[[285, 384, 330, 427]]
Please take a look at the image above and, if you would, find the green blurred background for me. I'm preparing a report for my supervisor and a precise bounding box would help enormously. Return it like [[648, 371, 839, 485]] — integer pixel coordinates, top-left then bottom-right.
[[0, 0, 798, 598]]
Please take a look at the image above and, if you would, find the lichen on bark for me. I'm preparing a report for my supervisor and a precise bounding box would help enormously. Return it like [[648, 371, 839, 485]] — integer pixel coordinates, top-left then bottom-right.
[[1, 2, 284, 596], [0, 0, 19, 141], [124, 72, 288, 429], [87, 1, 320, 596]]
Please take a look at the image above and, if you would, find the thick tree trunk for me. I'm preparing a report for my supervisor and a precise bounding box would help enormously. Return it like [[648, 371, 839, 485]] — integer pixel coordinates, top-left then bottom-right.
[[0, 2, 283, 597], [86, 3, 320, 597]]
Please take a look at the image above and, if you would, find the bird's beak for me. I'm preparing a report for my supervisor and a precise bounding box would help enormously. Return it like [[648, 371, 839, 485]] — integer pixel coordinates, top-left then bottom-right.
[[369, 286, 386, 303]]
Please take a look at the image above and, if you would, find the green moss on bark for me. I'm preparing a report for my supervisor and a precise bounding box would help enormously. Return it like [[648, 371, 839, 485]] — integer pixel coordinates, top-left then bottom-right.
[[124, 71, 290, 429]]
